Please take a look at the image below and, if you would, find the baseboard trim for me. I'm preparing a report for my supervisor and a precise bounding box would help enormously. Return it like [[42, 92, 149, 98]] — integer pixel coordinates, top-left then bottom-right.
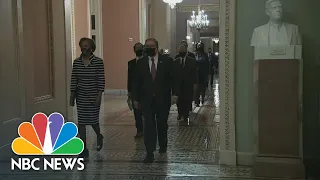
[[104, 89, 128, 96], [220, 150, 237, 165], [254, 156, 305, 178], [237, 151, 255, 166]]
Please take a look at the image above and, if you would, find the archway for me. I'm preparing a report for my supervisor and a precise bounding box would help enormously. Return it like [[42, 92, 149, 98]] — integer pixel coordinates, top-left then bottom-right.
[[138, 0, 237, 165]]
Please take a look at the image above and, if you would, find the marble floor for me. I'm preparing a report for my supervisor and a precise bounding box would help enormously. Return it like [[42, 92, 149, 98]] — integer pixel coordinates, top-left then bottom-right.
[[0, 79, 303, 179]]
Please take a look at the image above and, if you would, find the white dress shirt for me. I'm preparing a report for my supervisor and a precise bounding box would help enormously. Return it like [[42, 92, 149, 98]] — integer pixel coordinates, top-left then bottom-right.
[[148, 54, 158, 72], [136, 56, 142, 63]]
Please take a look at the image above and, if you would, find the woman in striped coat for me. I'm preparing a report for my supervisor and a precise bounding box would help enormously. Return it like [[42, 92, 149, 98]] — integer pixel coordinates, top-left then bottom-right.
[[70, 37, 105, 158]]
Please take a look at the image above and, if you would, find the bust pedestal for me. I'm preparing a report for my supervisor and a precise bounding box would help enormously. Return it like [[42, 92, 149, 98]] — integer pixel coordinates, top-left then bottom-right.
[[253, 45, 305, 178]]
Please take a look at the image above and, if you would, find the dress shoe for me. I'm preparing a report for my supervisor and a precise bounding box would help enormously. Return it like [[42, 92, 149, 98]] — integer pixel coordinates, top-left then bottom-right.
[[97, 134, 104, 151], [159, 147, 167, 154], [143, 153, 154, 163], [134, 132, 143, 138]]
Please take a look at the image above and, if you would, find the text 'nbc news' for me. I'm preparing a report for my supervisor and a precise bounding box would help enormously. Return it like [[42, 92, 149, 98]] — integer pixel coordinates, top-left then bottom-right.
[[11, 158, 84, 171]]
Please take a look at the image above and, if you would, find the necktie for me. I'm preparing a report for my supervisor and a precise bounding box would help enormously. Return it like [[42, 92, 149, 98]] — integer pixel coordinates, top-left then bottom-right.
[[151, 58, 156, 80], [181, 58, 185, 67]]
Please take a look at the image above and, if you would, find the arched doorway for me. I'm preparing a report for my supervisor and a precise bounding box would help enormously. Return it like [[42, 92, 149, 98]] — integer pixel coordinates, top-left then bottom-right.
[[138, 0, 237, 165]]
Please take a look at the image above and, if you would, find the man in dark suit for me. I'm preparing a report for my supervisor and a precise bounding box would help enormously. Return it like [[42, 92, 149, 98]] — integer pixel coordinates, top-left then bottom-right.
[[127, 42, 144, 138], [174, 45, 197, 122], [208, 48, 215, 87], [132, 38, 179, 163], [175, 40, 196, 59], [195, 42, 209, 106]]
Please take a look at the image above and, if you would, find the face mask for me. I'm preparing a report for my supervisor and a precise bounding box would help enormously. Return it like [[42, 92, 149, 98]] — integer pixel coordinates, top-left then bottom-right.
[[145, 48, 156, 57], [197, 47, 204, 53], [179, 52, 187, 57], [135, 49, 143, 57], [81, 49, 92, 57]]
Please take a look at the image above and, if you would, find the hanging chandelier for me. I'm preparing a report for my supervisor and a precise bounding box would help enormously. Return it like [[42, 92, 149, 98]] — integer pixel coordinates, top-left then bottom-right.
[[163, 0, 183, 9], [188, 7, 210, 31]]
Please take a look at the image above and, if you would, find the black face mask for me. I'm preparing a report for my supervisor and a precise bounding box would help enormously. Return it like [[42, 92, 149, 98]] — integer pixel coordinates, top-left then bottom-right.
[[135, 49, 143, 57], [81, 48, 92, 57], [145, 48, 156, 57], [197, 47, 204, 53], [179, 52, 187, 57]]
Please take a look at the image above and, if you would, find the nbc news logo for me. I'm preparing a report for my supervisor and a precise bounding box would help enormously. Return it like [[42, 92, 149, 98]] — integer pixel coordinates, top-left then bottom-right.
[[11, 112, 85, 171]]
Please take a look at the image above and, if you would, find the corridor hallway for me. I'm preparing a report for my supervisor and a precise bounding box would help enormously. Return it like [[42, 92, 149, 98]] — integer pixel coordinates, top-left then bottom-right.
[[1, 79, 253, 180]]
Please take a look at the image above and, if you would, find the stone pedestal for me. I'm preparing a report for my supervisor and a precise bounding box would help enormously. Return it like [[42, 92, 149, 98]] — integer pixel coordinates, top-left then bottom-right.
[[253, 46, 305, 179]]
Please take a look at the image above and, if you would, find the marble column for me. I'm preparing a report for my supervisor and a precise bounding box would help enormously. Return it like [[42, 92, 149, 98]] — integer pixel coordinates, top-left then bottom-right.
[[139, 0, 148, 43], [150, 0, 170, 50], [167, 5, 177, 55]]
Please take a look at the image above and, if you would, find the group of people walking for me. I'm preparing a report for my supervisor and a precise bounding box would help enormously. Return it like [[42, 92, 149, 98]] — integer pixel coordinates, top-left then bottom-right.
[[69, 36, 218, 163], [127, 38, 219, 162]]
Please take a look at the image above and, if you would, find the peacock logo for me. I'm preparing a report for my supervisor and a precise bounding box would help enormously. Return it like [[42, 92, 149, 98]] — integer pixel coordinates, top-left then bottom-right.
[[11, 112, 84, 155]]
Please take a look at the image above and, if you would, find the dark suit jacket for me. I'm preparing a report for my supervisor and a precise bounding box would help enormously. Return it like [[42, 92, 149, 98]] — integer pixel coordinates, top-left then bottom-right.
[[132, 54, 178, 111], [208, 53, 218, 73], [173, 56, 197, 97], [174, 51, 195, 59], [196, 53, 210, 84], [127, 58, 139, 95]]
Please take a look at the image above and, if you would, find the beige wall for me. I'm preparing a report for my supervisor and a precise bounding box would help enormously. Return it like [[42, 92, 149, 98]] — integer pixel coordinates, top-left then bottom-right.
[[102, 0, 139, 89], [0, 0, 71, 159], [74, 0, 89, 57]]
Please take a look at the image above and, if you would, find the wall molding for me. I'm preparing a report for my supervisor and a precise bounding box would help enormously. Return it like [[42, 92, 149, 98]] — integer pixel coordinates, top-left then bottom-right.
[[104, 89, 128, 96], [70, 0, 76, 61], [220, 150, 237, 165], [237, 152, 255, 166], [176, 4, 219, 12], [219, 0, 237, 165], [33, 0, 54, 102], [2, 118, 22, 125]]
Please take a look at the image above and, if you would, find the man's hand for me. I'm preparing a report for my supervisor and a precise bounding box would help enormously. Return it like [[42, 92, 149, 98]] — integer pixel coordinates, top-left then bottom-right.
[[133, 101, 139, 109], [171, 95, 178, 105]]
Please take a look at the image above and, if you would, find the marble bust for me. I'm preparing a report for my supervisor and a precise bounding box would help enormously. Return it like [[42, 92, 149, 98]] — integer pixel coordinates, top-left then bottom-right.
[[251, 0, 302, 46]]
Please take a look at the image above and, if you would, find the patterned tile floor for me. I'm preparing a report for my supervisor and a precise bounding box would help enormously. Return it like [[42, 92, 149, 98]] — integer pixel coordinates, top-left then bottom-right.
[[0, 79, 302, 179]]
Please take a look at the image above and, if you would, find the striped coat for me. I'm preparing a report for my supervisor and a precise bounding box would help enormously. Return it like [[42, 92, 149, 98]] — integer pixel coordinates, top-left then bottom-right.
[[70, 55, 105, 125]]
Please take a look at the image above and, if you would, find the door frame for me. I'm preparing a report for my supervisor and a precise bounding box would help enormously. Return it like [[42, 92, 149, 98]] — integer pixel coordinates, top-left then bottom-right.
[[88, 0, 103, 58], [217, 0, 237, 165]]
